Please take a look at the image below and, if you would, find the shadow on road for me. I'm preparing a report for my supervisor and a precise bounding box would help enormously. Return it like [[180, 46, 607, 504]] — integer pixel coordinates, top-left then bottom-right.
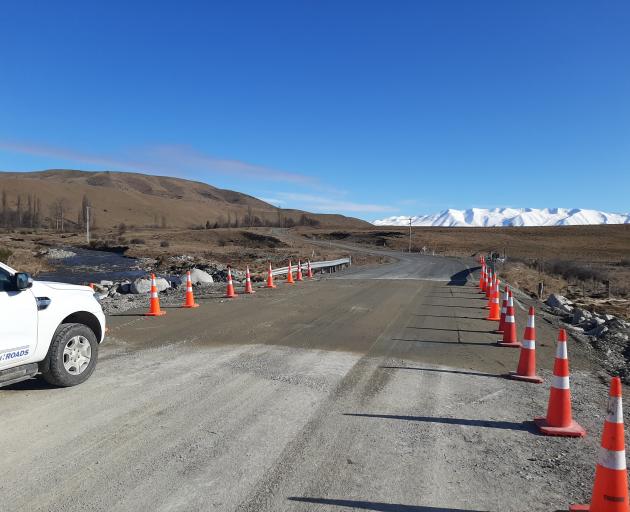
[[419, 304, 486, 310], [392, 338, 494, 347], [447, 268, 479, 287], [344, 413, 535, 433], [414, 315, 486, 320], [1, 378, 56, 391], [406, 326, 495, 334], [380, 366, 501, 379], [287, 497, 487, 511]]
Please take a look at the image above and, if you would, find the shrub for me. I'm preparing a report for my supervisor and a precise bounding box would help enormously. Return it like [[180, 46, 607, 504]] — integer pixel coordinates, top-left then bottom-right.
[[130, 238, 145, 245], [0, 248, 13, 263], [546, 259, 606, 282], [160, 240, 170, 247]]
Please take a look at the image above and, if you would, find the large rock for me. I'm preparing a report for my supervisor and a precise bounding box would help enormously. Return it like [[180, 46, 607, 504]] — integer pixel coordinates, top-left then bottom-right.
[[131, 276, 170, 294], [546, 294, 573, 309], [572, 308, 592, 325], [546, 294, 574, 314], [188, 268, 214, 285], [585, 324, 609, 338]]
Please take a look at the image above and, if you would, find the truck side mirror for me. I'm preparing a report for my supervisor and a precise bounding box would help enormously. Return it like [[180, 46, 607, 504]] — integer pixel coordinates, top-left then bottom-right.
[[13, 272, 33, 291]]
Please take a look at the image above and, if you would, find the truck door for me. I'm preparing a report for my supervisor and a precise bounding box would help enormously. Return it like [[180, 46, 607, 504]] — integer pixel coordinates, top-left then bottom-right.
[[0, 267, 38, 370]]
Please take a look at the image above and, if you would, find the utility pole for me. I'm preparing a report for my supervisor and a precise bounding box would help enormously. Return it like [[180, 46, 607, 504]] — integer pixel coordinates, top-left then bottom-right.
[[408, 217, 412, 253], [86, 205, 91, 244]]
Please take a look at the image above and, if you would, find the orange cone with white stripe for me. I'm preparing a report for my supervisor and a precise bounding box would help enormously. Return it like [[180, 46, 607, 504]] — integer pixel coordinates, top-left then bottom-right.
[[496, 286, 510, 334], [286, 260, 295, 285], [146, 274, 166, 316], [244, 266, 255, 294], [182, 271, 199, 308], [307, 260, 314, 279], [486, 280, 501, 321], [485, 270, 493, 299], [225, 266, 237, 298], [266, 262, 276, 289], [507, 307, 542, 383], [497, 301, 519, 345], [479, 261, 486, 292], [570, 377, 628, 511], [534, 329, 586, 437], [296, 260, 304, 281]]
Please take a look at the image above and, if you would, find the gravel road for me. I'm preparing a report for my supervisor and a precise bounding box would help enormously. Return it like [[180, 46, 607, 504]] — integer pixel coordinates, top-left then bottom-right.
[[0, 252, 625, 511]]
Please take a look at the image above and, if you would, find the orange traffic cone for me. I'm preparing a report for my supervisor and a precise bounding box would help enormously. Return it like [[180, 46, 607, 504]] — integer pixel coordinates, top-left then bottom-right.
[[485, 270, 493, 298], [307, 260, 314, 279], [480, 264, 487, 293], [486, 280, 501, 321], [182, 271, 199, 308], [507, 307, 542, 383], [286, 260, 295, 285], [225, 266, 237, 298], [497, 286, 510, 334], [266, 262, 276, 289], [146, 274, 166, 316], [296, 260, 304, 281], [570, 377, 628, 511], [244, 266, 255, 294], [497, 299, 519, 346], [534, 329, 586, 437]]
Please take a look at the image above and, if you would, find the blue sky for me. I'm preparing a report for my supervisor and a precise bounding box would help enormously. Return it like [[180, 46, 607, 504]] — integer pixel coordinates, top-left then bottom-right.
[[1, 1, 629, 220]]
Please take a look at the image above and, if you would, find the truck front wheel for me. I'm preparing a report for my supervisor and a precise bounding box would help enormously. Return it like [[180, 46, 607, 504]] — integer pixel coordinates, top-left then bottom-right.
[[41, 323, 99, 387]]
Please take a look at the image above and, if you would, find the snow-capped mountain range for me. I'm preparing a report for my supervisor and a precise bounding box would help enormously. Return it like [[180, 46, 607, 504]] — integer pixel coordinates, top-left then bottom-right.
[[373, 208, 630, 227]]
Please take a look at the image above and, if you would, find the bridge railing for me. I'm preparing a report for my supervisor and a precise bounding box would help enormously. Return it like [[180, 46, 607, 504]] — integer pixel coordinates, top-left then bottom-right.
[[271, 257, 351, 276]]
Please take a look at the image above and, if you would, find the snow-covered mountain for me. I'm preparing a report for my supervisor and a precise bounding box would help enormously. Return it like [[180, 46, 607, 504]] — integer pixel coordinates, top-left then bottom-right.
[[373, 208, 630, 227]]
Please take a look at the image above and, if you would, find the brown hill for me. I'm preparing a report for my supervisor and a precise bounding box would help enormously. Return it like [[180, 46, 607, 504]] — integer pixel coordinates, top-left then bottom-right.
[[0, 169, 370, 230]]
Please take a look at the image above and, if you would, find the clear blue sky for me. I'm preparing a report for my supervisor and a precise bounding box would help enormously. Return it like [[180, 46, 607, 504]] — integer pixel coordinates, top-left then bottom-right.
[[1, 1, 629, 220]]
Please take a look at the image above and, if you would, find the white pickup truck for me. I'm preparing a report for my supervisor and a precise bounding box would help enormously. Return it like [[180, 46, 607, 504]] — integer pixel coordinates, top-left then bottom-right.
[[0, 261, 106, 388]]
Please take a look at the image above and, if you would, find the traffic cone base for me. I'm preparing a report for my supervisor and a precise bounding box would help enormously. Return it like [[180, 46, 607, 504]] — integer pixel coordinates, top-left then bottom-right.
[[182, 303, 199, 309], [568, 506, 589, 511], [497, 341, 521, 348], [506, 371, 543, 384], [533, 416, 586, 437], [145, 310, 166, 316]]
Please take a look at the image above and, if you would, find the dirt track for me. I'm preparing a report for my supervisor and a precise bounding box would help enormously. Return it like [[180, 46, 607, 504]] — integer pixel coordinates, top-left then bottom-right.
[[0, 252, 625, 511]]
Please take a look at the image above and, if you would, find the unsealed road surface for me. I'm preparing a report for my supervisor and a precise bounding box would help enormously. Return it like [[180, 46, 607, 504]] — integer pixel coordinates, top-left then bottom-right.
[[0, 254, 621, 511]]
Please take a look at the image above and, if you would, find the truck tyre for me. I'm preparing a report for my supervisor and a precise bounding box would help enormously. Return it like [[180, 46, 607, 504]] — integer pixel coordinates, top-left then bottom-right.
[[41, 323, 98, 387]]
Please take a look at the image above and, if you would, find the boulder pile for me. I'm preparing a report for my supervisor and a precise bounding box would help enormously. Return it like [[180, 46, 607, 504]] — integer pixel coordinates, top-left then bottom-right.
[[544, 293, 630, 381]]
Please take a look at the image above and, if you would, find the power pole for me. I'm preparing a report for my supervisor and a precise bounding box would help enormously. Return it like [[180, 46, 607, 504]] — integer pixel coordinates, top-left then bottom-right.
[[408, 217, 412, 253], [86, 205, 91, 244]]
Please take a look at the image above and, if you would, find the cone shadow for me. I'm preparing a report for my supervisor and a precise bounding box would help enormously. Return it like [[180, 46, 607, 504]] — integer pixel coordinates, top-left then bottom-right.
[[414, 315, 487, 320], [406, 326, 496, 334], [287, 497, 486, 511], [419, 305, 485, 309], [392, 338, 494, 347], [380, 366, 501, 379], [344, 413, 536, 433]]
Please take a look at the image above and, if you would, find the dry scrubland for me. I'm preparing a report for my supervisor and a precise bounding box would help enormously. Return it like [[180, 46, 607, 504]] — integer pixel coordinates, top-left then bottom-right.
[[303, 224, 630, 318], [0, 226, 384, 278]]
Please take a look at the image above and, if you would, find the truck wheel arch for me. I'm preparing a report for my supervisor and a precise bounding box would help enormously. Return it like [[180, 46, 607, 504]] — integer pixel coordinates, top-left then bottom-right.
[[59, 311, 103, 342]]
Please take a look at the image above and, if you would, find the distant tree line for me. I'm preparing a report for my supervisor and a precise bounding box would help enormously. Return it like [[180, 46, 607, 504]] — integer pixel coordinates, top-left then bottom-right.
[[0, 189, 95, 232], [201, 207, 320, 230], [1, 189, 44, 229]]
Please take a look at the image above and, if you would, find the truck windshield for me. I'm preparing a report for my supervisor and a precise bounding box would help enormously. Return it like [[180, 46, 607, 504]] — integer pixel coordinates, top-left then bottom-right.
[[0, 267, 12, 292]]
